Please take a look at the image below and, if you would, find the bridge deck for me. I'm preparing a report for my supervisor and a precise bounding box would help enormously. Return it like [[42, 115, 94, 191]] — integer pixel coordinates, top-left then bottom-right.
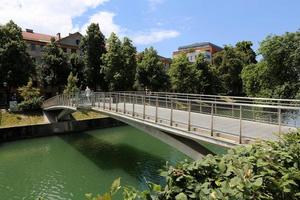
[[43, 92, 300, 146], [92, 103, 294, 143]]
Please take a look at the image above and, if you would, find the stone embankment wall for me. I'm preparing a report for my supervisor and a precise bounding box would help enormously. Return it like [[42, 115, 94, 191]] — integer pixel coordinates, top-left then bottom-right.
[[0, 118, 124, 142]]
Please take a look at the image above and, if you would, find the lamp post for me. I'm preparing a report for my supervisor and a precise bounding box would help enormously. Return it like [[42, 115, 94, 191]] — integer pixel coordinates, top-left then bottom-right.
[[3, 82, 8, 107]]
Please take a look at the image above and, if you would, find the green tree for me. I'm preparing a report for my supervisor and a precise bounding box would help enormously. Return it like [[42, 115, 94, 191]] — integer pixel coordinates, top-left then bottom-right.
[[63, 72, 79, 95], [193, 54, 216, 94], [17, 78, 43, 111], [242, 31, 300, 98], [213, 41, 256, 95], [68, 53, 86, 89], [121, 37, 137, 90], [101, 33, 124, 91], [0, 20, 34, 92], [18, 78, 40, 101], [168, 53, 197, 93], [102, 34, 137, 91], [81, 23, 107, 91], [38, 38, 70, 93], [136, 47, 169, 91]]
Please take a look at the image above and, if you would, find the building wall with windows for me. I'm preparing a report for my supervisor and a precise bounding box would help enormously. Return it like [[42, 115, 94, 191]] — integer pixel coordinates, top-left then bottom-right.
[[173, 42, 222, 63], [22, 29, 82, 63]]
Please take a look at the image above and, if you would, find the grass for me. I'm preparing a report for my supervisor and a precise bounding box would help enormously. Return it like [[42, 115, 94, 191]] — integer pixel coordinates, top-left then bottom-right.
[[0, 109, 107, 128], [71, 110, 107, 121], [0, 109, 45, 128]]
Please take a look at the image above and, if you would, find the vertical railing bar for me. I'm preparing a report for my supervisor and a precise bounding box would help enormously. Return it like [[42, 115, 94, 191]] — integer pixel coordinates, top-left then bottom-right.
[[132, 94, 135, 117], [211, 103, 214, 136], [155, 96, 158, 123], [188, 100, 191, 131], [143, 96, 146, 120], [170, 98, 173, 126], [278, 108, 282, 134], [239, 105, 242, 144]]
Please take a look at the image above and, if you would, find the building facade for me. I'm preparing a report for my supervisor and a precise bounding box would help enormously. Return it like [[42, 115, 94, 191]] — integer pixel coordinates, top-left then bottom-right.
[[22, 29, 82, 63], [172, 42, 222, 63], [158, 55, 172, 71]]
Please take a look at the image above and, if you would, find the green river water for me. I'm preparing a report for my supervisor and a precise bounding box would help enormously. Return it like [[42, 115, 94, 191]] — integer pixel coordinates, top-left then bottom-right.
[[0, 126, 194, 200]]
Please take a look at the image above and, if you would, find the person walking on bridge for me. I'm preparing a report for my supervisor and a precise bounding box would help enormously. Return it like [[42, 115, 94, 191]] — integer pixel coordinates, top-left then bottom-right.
[[85, 86, 91, 104]]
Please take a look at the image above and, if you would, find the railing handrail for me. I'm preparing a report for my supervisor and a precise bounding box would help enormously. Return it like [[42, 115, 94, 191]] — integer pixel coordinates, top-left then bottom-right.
[[42, 92, 300, 110]]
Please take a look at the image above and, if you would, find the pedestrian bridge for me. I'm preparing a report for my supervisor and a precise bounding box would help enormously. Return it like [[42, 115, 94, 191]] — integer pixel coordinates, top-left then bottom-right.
[[42, 91, 300, 159]]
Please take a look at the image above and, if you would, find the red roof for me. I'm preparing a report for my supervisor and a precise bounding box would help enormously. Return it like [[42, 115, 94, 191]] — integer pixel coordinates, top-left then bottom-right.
[[22, 31, 57, 43]]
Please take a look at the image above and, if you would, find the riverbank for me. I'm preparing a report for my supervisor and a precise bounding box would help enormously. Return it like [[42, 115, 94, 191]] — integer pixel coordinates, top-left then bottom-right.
[[0, 109, 106, 128], [0, 117, 124, 143]]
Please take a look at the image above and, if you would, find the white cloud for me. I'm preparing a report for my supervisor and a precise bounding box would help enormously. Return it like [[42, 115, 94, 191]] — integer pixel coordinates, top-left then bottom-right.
[[148, 0, 165, 11], [0, 0, 109, 36], [0, 0, 180, 45], [132, 30, 180, 45], [80, 11, 122, 37]]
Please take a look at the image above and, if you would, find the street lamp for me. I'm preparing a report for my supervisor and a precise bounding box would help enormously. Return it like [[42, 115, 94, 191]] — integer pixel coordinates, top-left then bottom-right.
[[3, 82, 8, 106]]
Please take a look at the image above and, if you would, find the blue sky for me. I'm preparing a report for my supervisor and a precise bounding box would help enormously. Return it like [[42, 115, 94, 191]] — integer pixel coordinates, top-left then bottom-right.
[[1, 0, 300, 57]]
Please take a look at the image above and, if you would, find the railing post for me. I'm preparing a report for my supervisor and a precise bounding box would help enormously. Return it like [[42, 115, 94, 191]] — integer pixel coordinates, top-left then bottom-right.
[[132, 94, 135, 117], [170, 98, 173, 126], [123, 94, 126, 114], [143, 96, 146, 120], [103, 93, 105, 110], [239, 105, 242, 144], [109, 92, 112, 110], [210, 103, 214, 136], [155, 96, 158, 123], [278, 108, 282, 134], [199, 97, 202, 113], [116, 93, 119, 112], [188, 100, 191, 131]]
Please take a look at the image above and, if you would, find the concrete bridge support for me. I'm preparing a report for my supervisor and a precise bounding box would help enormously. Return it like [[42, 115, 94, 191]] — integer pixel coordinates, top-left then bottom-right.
[[105, 114, 214, 160]]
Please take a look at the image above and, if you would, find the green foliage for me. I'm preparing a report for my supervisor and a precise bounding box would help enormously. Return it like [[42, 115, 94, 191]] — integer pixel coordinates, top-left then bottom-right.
[[68, 53, 86, 88], [102, 34, 136, 91], [81, 23, 107, 91], [85, 177, 121, 200], [136, 47, 169, 91], [63, 72, 79, 95], [0, 20, 34, 89], [124, 132, 300, 200], [121, 37, 137, 90], [168, 53, 198, 93], [38, 38, 70, 93], [213, 41, 256, 96], [242, 31, 300, 98], [17, 79, 43, 111]]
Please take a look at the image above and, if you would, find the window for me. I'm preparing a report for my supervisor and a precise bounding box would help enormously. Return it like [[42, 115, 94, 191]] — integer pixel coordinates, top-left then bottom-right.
[[71, 49, 76, 53], [76, 39, 80, 45], [31, 44, 36, 51]]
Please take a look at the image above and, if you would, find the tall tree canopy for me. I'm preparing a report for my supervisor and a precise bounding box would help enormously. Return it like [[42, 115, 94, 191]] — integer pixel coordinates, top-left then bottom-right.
[[136, 47, 169, 91], [121, 37, 137, 90], [168, 53, 198, 93], [81, 23, 106, 91], [39, 38, 70, 93], [0, 20, 34, 90], [68, 53, 86, 89], [242, 31, 300, 98], [102, 33, 124, 91], [193, 54, 216, 94], [213, 41, 256, 95]]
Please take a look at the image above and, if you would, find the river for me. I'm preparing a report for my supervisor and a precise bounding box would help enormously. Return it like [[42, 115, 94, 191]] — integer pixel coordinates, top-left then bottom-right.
[[0, 125, 203, 200]]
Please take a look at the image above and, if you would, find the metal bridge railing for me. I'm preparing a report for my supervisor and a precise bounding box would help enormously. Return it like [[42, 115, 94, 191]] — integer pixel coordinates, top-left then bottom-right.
[[43, 92, 300, 145]]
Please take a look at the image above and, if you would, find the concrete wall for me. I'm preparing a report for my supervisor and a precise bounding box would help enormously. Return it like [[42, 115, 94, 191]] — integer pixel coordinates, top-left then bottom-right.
[[0, 118, 124, 143]]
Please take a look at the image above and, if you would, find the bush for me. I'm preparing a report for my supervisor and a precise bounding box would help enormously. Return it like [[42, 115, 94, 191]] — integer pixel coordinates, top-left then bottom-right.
[[124, 132, 300, 200], [17, 79, 43, 111], [17, 96, 43, 111]]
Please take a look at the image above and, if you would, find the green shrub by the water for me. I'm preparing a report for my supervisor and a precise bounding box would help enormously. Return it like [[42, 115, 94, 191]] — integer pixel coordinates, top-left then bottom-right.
[[91, 131, 300, 200]]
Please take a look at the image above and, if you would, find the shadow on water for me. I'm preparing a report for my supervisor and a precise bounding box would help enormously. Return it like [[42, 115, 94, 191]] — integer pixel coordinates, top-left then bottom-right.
[[60, 132, 169, 185]]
